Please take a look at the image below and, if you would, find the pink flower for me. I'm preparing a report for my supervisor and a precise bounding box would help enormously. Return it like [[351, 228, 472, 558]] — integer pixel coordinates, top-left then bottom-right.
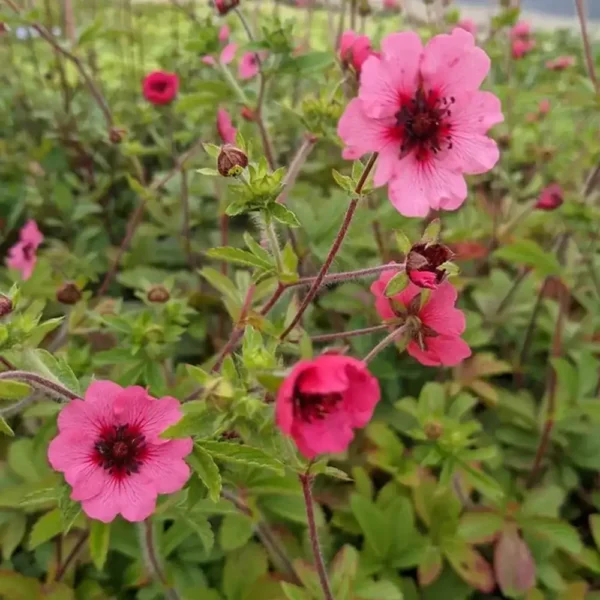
[[340, 30, 377, 74], [511, 21, 531, 39], [535, 184, 563, 211], [142, 71, 179, 105], [538, 98, 550, 115], [546, 55, 575, 71], [383, 0, 399, 10], [48, 382, 192, 523], [276, 355, 380, 459], [370, 273, 471, 367], [6, 220, 43, 280], [239, 52, 260, 79], [217, 108, 237, 144], [512, 38, 535, 59], [338, 28, 503, 217], [458, 19, 477, 36], [215, 0, 239, 16], [219, 25, 230, 42]]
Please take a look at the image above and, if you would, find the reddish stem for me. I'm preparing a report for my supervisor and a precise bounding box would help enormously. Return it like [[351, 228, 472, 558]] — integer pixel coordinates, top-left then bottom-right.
[[574, 0, 599, 94], [311, 323, 390, 343]]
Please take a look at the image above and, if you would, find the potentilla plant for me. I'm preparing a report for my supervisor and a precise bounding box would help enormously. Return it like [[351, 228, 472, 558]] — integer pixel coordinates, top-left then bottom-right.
[[1, 1, 600, 599]]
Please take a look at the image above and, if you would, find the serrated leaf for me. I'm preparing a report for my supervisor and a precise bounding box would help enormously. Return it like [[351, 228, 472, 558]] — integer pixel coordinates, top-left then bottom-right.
[[58, 485, 81, 534], [200, 267, 241, 304], [524, 517, 582, 554], [384, 272, 409, 297], [323, 466, 353, 481], [206, 247, 273, 270], [178, 510, 214, 552], [244, 232, 272, 263], [197, 167, 220, 176], [22, 349, 81, 395], [29, 508, 63, 549], [89, 520, 110, 570], [0, 380, 31, 401], [332, 169, 354, 192], [188, 445, 222, 502], [219, 512, 254, 551], [198, 440, 285, 475], [161, 409, 222, 440], [203, 143, 221, 158], [269, 203, 301, 227]]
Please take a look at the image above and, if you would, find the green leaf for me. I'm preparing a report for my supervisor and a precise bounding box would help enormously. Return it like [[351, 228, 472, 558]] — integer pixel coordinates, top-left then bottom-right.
[[280, 51, 334, 74], [330, 545, 359, 600], [204, 143, 221, 159], [355, 580, 404, 600], [443, 538, 495, 593], [161, 409, 222, 440], [188, 445, 222, 503], [395, 231, 413, 255], [0, 380, 31, 401], [590, 515, 600, 551], [0, 416, 14, 436], [524, 517, 582, 554], [350, 494, 391, 559], [198, 440, 285, 475], [219, 512, 254, 551], [244, 232, 272, 264], [421, 219, 441, 244], [494, 240, 561, 277], [332, 169, 354, 192], [223, 543, 268, 600], [459, 462, 505, 502], [281, 583, 314, 600], [323, 466, 353, 481], [458, 512, 505, 544], [206, 247, 273, 270], [29, 508, 63, 549], [269, 203, 301, 227], [89, 520, 110, 570], [1, 512, 26, 559], [197, 167, 220, 176], [58, 485, 81, 534], [384, 272, 409, 297], [179, 510, 214, 552], [22, 349, 80, 395], [200, 267, 241, 305]]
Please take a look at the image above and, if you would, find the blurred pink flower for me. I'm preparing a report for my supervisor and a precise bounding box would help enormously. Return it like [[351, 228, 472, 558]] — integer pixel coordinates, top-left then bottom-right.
[[535, 184, 563, 211], [217, 108, 237, 144], [371, 273, 471, 367], [340, 30, 377, 74], [512, 38, 535, 59], [546, 55, 575, 71], [276, 355, 380, 458], [338, 28, 503, 217], [6, 220, 43, 280], [538, 98, 550, 115], [383, 0, 399, 10], [219, 24, 230, 42], [511, 21, 531, 39], [239, 52, 260, 79], [457, 18, 477, 35], [202, 29, 237, 66], [48, 381, 192, 523]]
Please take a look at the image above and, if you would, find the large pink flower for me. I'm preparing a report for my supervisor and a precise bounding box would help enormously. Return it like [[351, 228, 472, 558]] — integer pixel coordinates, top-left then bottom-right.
[[217, 107, 237, 144], [370, 272, 471, 367], [338, 28, 503, 217], [512, 38, 535, 59], [6, 220, 43, 280], [48, 382, 192, 523], [511, 21, 531, 40], [276, 355, 380, 459], [458, 19, 477, 36]]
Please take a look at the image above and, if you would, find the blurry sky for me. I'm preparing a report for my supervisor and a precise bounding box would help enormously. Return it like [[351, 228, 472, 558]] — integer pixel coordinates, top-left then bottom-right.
[[461, 0, 599, 19]]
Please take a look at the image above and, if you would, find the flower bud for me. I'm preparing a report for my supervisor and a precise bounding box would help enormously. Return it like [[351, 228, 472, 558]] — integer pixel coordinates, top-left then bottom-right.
[[109, 127, 126, 144], [56, 282, 82, 305], [0, 294, 12, 318], [240, 106, 255, 122], [214, 0, 239, 16], [147, 285, 170, 303], [535, 184, 563, 211], [217, 144, 248, 177], [424, 421, 443, 440], [406, 242, 453, 289]]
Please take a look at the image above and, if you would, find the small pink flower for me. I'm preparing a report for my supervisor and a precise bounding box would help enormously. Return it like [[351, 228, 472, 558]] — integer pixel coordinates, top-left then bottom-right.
[[338, 28, 503, 217], [512, 38, 535, 59], [546, 55, 575, 71], [217, 108, 237, 144], [142, 71, 179, 105], [340, 30, 377, 74], [219, 24, 230, 42], [239, 52, 260, 79], [48, 382, 192, 523], [538, 99, 550, 115], [220, 42, 238, 65], [511, 21, 531, 39], [276, 355, 380, 459], [458, 19, 477, 36], [535, 184, 563, 211], [202, 55, 217, 66], [370, 273, 471, 367], [383, 0, 399, 10], [6, 220, 43, 280]]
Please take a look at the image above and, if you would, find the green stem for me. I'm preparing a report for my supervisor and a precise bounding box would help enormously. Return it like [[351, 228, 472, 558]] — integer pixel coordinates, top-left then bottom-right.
[[218, 62, 248, 104], [263, 213, 283, 274]]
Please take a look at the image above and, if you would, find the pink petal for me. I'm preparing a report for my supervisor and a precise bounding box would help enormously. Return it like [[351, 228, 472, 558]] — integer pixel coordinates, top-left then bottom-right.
[[340, 30, 357, 59], [220, 42, 237, 65], [276, 362, 313, 435], [358, 32, 421, 120], [239, 52, 259, 79], [217, 108, 237, 144], [143, 440, 193, 495], [21, 220, 44, 247], [418, 281, 465, 336], [71, 464, 110, 502], [450, 91, 504, 135], [338, 98, 396, 161], [48, 430, 95, 475], [218, 24, 230, 42], [342, 363, 381, 428], [373, 145, 400, 187], [295, 356, 350, 395], [388, 155, 467, 217], [56, 398, 114, 436], [409, 335, 471, 367], [202, 55, 216, 66], [409, 270, 438, 289], [421, 28, 490, 98], [292, 410, 354, 459], [85, 380, 123, 406], [445, 134, 500, 175]]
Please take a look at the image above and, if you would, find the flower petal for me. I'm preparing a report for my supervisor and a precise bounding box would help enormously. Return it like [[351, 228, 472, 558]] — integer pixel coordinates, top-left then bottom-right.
[[143, 440, 193, 495], [342, 363, 381, 428], [419, 281, 466, 336], [220, 42, 237, 65], [291, 410, 354, 459]]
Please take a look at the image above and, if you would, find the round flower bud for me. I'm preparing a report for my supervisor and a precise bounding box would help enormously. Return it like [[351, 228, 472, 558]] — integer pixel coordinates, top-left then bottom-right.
[[147, 285, 170, 304], [215, 0, 240, 16], [109, 127, 126, 144], [56, 282, 82, 305], [424, 421, 443, 440], [217, 145, 248, 177], [0, 294, 12, 318], [406, 243, 453, 289]]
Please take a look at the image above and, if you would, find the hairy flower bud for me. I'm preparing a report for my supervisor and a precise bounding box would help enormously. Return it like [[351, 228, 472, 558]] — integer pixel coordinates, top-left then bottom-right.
[[0, 294, 12, 318], [147, 285, 170, 304], [56, 282, 82, 305], [406, 243, 453, 289], [217, 145, 248, 177], [214, 0, 239, 16]]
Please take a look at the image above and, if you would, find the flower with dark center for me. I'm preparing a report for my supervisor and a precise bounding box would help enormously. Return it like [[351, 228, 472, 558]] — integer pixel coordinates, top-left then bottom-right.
[[406, 242, 453, 289], [48, 382, 192, 523], [276, 355, 380, 458], [142, 71, 179, 106], [535, 184, 563, 211], [6, 220, 44, 281]]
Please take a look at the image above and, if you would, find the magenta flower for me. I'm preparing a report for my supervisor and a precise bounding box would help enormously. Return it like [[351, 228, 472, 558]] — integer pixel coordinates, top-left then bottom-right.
[[276, 355, 380, 459], [458, 19, 477, 35], [371, 273, 471, 367], [48, 382, 192, 523], [218, 24, 230, 42], [339, 31, 377, 74], [512, 38, 535, 59], [511, 21, 531, 39], [239, 52, 260, 79], [535, 184, 563, 211], [383, 0, 400, 10], [546, 55, 575, 71], [338, 29, 503, 217], [217, 107, 237, 144], [6, 220, 43, 280]]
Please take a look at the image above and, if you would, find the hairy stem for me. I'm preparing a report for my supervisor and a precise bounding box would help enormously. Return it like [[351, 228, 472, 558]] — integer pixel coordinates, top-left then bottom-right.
[[279, 153, 379, 340], [263, 213, 284, 274], [299, 473, 334, 600], [363, 323, 408, 364], [311, 323, 390, 343], [0, 371, 82, 401], [55, 530, 89, 583], [277, 133, 318, 205], [139, 520, 180, 600]]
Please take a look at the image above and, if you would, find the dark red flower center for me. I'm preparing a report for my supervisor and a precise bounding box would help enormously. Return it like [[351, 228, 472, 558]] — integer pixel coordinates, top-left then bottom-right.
[[151, 80, 169, 93], [293, 391, 342, 423], [21, 242, 35, 261], [396, 88, 454, 161], [93, 424, 147, 478]]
